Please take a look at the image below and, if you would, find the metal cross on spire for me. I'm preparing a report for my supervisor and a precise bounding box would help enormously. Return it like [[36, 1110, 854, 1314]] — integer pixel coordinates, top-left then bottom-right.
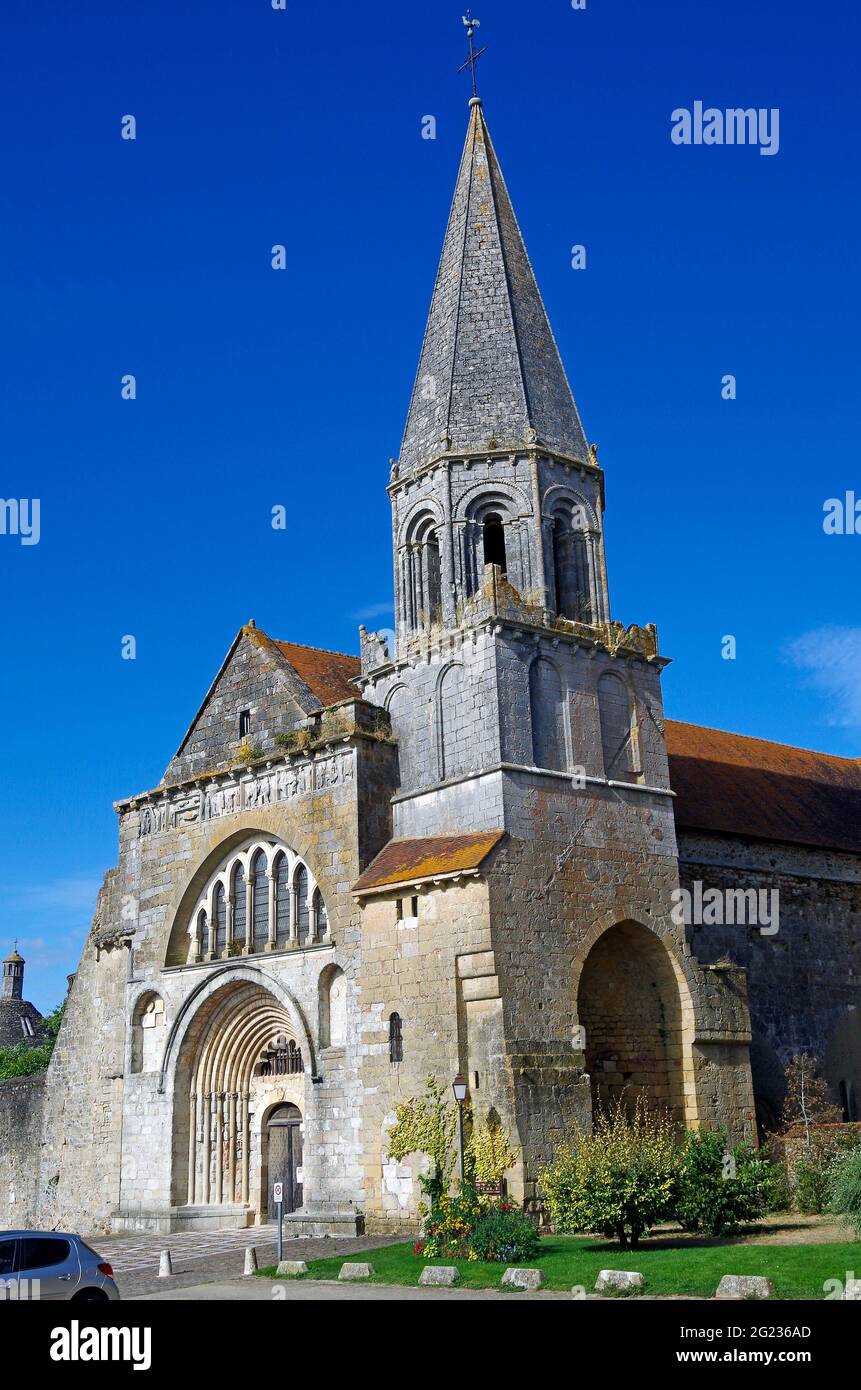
[[457, 11, 487, 99]]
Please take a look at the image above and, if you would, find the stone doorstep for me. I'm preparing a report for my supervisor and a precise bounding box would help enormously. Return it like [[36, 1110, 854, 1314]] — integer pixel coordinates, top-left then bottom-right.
[[111, 1206, 252, 1235]]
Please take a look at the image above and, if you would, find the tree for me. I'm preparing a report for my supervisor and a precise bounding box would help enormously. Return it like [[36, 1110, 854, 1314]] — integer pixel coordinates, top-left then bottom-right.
[[386, 1075, 459, 1209], [0, 1001, 65, 1081], [782, 1054, 842, 1146]]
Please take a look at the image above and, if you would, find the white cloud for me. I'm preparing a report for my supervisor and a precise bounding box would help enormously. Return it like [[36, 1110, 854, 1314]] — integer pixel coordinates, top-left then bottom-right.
[[351, 601, 394, 623], [9, 877, 102, 914], [783, 626, 861, 726]]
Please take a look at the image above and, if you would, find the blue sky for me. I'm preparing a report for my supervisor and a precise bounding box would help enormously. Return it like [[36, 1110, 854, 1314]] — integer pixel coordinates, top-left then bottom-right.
[[1, 0, 859, 1009]]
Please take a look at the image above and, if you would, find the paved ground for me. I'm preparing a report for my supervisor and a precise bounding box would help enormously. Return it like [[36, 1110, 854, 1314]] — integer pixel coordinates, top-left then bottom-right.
[[131, 1276, 571, 1301], [88, 1227, 400, 1299]]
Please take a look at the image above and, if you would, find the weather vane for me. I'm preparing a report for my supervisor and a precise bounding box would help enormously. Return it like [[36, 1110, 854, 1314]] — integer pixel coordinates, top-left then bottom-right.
[[457, 11, 487, 99]]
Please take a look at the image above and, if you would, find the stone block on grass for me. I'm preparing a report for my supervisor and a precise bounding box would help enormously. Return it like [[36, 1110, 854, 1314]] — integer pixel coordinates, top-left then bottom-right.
[[419, 1265, 460, 1287], [595, 1269, 644, 1295], [843, 1280, 861, 1301], [276, 1260, 308, 1277], [501, 1267, 544, 1291], [716, 1275, 774, 1300], [339, 1262, 374, 1281]]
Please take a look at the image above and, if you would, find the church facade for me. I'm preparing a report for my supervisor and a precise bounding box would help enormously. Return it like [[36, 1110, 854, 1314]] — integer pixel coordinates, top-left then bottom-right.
[[3, 98, 859, 1237]]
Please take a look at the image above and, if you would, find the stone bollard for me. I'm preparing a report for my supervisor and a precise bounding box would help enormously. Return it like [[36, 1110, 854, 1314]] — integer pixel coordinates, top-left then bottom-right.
[[158, 1249, 173, 1278], [501, 1267, 544, 1291], [276, 1260, 309, 1277], [419, 1265, 460, 1287], [716, 1275, 774, 1300], [338, 1262, 374, 1281], [244, 1246, 258, 1276], [594, 1269, 644, 1295]]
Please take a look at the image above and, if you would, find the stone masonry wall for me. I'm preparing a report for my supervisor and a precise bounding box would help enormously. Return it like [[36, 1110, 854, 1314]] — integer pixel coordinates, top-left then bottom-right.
[[0, 1074, 45, 1229], [678, 830, 861, 1128]]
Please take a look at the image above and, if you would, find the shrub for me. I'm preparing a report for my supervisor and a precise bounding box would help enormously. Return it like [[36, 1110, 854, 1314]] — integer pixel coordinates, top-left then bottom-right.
[[539, 1098, 678, 1249], [274, 732, 297, 750], [675, 1128, 770, 1236], [789, 1127, 860, 1213], [466, 1206, 539, 1263], [760, 1139, 792, 1213], [795, 1160, 829, 1214], [828, 1147, 861, 1237]]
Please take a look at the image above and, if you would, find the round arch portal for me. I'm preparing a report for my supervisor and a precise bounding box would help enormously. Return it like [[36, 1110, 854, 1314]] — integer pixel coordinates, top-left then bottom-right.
[[170, 979, 308, 1213], [576, 921, 694, 1126]]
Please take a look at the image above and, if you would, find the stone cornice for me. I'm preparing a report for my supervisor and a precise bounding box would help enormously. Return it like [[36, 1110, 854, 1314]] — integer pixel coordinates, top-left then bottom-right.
[[387, 445, 603, 498]]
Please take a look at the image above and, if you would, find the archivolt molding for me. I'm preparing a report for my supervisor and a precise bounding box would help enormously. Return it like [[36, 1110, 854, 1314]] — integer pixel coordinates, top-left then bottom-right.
[[159, 963, 318, 1094], [541, 483, 599, 530], [453, 478, 533, 523]]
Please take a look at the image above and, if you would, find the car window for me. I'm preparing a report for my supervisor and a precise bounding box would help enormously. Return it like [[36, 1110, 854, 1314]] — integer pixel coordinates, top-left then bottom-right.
[[0, 1240, 16, 1276], [19, 1237, 71, 1272]]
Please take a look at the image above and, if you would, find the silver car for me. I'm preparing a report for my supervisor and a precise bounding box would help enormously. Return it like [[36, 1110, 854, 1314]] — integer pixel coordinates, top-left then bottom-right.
[[0, 1231, 120, 1301]]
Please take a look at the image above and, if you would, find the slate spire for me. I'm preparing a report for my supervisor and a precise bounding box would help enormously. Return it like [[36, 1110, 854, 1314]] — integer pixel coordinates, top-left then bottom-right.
[[398, 97, 589, 475]]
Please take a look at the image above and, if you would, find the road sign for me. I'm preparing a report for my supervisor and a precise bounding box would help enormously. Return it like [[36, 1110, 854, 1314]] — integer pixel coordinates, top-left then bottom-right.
[[273, 1182, 283, 1203]]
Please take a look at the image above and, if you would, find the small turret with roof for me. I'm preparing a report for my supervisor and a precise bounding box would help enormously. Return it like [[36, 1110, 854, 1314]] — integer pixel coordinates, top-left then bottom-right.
[[0, 945, 47, 1047]]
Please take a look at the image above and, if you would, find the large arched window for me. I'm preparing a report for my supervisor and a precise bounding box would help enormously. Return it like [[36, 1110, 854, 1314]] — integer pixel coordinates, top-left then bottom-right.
[[251, 849, 268, 952], [483, 513, 507, 573], [178, 835, 330, 966]]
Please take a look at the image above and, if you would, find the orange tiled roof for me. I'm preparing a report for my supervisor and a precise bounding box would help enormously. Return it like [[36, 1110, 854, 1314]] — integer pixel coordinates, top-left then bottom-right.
[[273, 641, 361, 706], [666, 719, 861, 854], [354, 832, 504, 894]]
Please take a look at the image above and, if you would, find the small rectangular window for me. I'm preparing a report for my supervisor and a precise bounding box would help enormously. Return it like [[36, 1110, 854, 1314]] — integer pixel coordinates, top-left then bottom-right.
[[239, 709, 251, 738], [396, 898, 403, 921], [410, 895, 419, 918]]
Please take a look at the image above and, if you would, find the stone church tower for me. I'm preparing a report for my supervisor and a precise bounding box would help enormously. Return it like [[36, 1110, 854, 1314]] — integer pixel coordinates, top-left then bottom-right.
[[0, 93, 760, 1238], [353, 97, 756, 1220]]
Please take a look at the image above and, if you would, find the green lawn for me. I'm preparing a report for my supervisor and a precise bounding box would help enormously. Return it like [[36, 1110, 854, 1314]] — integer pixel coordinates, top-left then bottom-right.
[[259, 1234, 861, 1298]]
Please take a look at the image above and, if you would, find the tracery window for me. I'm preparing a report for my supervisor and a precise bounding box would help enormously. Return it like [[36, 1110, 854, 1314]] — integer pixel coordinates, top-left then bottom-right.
[[185, 835, 330, 964]]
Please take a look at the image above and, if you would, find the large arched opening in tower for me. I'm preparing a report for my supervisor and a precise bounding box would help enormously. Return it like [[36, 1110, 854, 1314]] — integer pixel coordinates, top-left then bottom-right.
[[577, 921, 690, 1125], [170, 980, 307, 1218]]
